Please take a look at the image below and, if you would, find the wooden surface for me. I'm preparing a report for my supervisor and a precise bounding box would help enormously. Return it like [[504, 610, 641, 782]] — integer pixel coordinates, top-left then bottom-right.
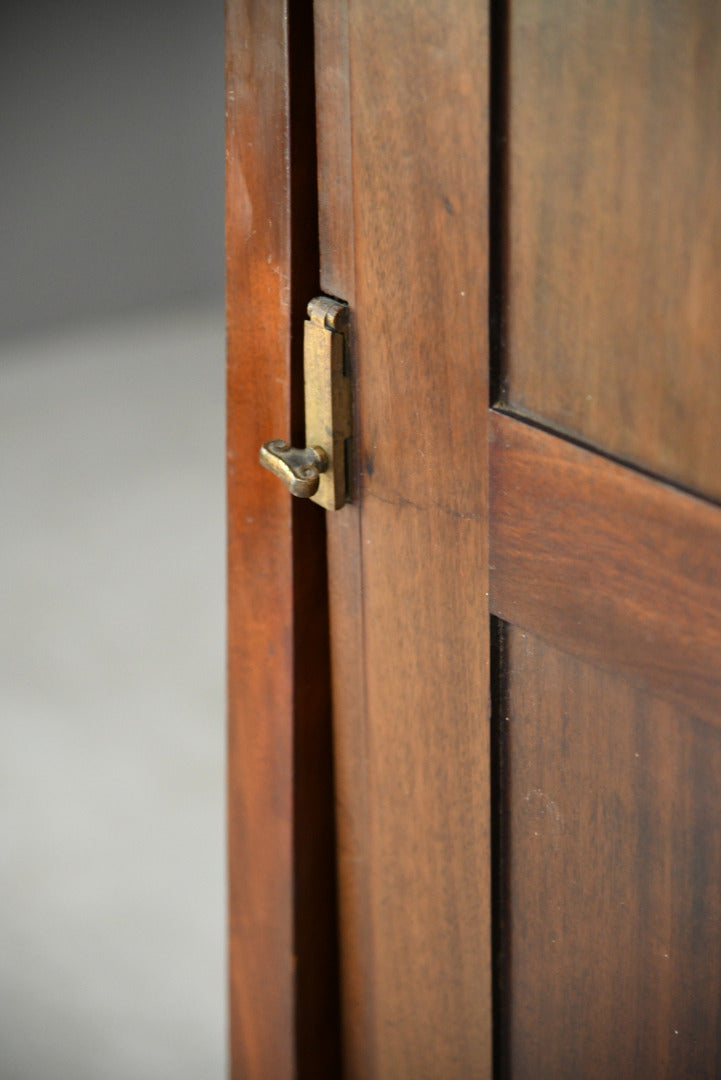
[[315, 0, 492, 1075], [228, 3, 721, 1075], [500, 0, 721, 501], [489, 410, 721, 727], [226, 0, 338, 1075], [496, 625, 721, 1078], [314, 2, 373, 1073], [492, 4, 721, 1075]]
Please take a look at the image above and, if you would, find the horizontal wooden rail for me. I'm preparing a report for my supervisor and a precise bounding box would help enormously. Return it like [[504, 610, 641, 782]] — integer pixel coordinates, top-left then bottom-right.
[[489, 409, 721, 728]]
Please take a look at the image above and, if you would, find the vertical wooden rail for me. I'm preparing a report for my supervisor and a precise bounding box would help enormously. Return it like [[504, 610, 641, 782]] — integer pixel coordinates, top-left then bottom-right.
[[315, 1, 492, 1075], [226, 0, 339, 1076]]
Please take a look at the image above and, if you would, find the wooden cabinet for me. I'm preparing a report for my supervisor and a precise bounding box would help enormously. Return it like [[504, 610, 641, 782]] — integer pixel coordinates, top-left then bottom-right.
[[227, 2, 721, 1076]]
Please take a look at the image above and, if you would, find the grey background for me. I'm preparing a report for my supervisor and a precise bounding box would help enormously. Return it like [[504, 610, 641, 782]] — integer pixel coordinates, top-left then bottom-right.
[[1, 3, 227, 1077], [1, 0, 224, 338]]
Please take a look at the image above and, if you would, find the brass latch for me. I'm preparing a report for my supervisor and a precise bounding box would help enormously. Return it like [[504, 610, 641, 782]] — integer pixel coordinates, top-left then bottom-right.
[[260, 296, 351, 510]]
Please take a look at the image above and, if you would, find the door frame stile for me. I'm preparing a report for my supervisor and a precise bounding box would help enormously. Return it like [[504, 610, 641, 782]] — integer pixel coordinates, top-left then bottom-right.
[[226, 1, 339, 1075]]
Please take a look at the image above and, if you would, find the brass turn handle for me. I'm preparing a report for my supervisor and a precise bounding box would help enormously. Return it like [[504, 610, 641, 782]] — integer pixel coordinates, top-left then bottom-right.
[[258, 296, 351, 510], [259, 440, 329, 499]]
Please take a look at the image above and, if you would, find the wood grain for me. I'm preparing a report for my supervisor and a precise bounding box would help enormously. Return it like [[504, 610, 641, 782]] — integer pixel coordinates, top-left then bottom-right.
[[314, 3, 375, 1075], [492, 5, 721, 1074], [497, 625, 721, 1078], [316, 1, 492, 1075], [500, 0, 721, 501], [314, 0, 355, 303], [226, 1, 338, 1075], [489, 409, 721, 728]]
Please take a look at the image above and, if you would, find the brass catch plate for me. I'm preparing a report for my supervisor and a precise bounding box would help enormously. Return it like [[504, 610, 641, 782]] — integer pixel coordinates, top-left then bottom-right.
[[259, 296, 351, 509], [304, 297, 351, 510]]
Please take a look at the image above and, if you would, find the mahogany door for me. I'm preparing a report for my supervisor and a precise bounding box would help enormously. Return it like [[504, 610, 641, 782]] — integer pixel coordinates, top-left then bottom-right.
[[313, 0, 492, 1074], [227, 1, 721, 1077], [490, 3, 721, 1076]]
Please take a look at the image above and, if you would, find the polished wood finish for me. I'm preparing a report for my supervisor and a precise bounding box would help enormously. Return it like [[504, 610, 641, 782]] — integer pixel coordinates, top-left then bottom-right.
[[489, 410, 721, 728], [500, 0, 721, 502], [226, 1, 338, 1076], [314, 3, 372, 1072], [315, 1, 492, 1075], [314, 0, 354, 304], [228, 2, 721, 1075], [497, 625, 721, 1078], [493, 5, 721, 1074]]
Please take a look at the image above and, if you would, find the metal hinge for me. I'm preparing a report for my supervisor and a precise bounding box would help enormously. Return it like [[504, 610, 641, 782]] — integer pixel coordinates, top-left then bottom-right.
[[259, 296, 351, 510]]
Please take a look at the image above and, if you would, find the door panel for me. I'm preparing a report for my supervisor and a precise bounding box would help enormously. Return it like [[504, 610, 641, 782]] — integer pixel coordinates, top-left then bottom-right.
[[497, 626, 721, 1078], [227, 1, 721, 1076], [501, 0, 721, 500], [493, 2, 721, 1075]]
